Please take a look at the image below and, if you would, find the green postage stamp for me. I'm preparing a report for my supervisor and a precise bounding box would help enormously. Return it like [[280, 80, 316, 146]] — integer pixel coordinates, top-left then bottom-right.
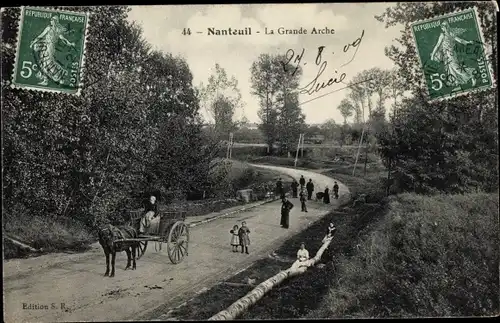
[[11, 7, 90, 95], [411, 7, 495, 101]]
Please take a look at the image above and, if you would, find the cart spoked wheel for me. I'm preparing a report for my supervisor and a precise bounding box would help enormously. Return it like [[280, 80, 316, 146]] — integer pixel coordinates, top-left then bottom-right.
[[167, 221, 189, 264], [137, 241, 147, 259]]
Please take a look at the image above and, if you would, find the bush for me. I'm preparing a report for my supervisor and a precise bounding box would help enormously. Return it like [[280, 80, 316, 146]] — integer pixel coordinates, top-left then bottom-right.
[[3, 204, 94, 258]]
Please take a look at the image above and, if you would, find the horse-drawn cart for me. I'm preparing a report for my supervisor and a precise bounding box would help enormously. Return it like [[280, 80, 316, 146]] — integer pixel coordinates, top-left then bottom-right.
[[116, 210, 189, 264]]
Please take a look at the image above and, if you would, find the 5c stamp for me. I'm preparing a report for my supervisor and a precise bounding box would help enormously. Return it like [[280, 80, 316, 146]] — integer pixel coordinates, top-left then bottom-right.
[[11, 7, 90, 95], [411, 7, 495, 101]]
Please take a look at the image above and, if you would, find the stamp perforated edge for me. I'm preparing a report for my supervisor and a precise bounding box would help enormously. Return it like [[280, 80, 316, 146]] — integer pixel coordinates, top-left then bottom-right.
[[409, 6, 497, 103], [9, 6, 91, 96]]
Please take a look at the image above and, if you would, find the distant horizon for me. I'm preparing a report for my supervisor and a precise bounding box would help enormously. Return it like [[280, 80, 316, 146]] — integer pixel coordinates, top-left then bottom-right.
[[127, 3, 404, 124]]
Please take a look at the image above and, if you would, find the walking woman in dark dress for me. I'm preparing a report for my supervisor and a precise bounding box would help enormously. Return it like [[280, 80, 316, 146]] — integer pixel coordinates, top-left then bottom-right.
[[323, 186, 331, 204], [333, 181, 339, 199], [276, 178, 285, 199], [280, 197, 294, 229], [291, 179, 299, 198], [306, 179, 314, 200]]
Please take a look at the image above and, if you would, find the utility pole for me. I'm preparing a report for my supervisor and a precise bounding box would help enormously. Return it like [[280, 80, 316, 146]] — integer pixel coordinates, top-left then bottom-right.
[[353, 86, 367, 177], [294, 133, 304, 168], [300, 133, 305, 158], [226, 132, 234, 159], [363, 144, 368, 176], [352, 127, 365, 176]]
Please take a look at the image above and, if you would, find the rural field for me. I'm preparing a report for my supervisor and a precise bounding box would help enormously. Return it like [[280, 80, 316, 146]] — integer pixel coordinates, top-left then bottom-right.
[[2, 2, 498, 322]]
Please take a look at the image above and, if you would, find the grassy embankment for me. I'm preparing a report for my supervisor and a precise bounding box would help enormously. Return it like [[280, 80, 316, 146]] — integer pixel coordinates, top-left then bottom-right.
[[3, 160, 291, 259], [307, 192, 499, 318], [166, 152, 499, 319]]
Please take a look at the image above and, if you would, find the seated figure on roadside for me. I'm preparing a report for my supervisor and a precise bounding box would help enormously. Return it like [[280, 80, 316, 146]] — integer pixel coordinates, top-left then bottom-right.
[[291, 242, 311, 271], [140, 195, 160, 234]]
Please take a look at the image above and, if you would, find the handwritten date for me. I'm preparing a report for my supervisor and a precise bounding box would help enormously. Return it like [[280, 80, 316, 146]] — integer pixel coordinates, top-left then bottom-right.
[[282, 29, 365, 96]]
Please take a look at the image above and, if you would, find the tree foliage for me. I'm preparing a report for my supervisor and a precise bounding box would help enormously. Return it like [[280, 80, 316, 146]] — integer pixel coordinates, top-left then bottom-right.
[[198, 63, 243, 139], [375, 2, 498, 194], [2, 6, 221, 228], [250, 53, 305, 154], [337, 98, 355, 124]]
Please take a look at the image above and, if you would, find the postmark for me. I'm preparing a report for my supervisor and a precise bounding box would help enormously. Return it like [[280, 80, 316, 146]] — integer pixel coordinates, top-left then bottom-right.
[[410, 7, 495, 101], [11, 7, 90, 95]]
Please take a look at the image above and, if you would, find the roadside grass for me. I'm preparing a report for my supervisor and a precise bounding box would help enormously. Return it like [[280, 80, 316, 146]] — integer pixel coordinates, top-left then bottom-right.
[[3, 207, 94, 259], [166, 159, 387, 320], [242, 152, 381, 171], [3, 160, 291, 259], [308, 192, 499, 318]]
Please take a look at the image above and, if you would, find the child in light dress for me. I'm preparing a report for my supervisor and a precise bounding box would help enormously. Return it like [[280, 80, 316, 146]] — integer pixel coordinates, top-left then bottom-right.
[[230, 225, 240, 252]]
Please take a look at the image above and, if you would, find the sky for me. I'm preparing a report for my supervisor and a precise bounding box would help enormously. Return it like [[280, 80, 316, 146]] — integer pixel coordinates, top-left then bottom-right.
[[127, 3, 404, 125]]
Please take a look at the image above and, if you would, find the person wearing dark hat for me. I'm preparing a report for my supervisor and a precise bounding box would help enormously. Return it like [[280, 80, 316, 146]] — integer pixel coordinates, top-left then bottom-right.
[[306, 179, 314, 200], [299, 175, 306, 191]]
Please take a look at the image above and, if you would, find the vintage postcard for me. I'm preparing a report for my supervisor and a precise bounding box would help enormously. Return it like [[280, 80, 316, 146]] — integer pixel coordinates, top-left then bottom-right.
[[2, 3, 498, 323]]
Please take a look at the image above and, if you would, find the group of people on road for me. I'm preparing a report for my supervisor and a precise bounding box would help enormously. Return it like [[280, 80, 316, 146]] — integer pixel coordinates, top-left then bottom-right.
[[138, 178, 340, 257], [277, 175, 340, 230]]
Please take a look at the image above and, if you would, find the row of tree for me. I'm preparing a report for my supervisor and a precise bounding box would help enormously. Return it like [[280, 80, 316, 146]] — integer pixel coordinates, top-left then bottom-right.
[[2, 6, 222, 227], [198, 55, 307, 154], [327, 1, 498, 195]]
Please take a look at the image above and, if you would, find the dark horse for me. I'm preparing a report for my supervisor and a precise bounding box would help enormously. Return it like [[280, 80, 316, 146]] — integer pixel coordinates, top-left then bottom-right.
[[98, 224, 139, 277]]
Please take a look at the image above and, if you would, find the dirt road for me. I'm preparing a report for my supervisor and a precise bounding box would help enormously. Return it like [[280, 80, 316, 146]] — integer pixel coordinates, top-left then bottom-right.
[[3, 165, 349, 323]]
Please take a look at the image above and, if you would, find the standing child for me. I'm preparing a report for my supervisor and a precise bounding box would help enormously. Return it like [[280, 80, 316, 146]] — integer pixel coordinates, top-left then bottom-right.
[[230, 225, 240, 252], [299, 190, 308, 212], [238, 221, 251, 254]]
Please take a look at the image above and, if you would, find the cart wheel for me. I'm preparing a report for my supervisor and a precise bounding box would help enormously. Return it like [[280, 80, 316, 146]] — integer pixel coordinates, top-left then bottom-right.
[[137, 241, 147, 259], [167, 221, 189, 264]]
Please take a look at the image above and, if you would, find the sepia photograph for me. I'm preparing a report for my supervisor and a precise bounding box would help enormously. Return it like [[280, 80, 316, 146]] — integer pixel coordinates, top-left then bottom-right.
[[2, 2, 499, 322]]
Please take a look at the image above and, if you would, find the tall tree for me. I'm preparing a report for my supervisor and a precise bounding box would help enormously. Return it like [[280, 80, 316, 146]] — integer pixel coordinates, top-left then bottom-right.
[[211, 94, 237, 138], [275, 55, 305, 153], [250, 54, 281, 153], [386, 67, 406, 116], [198, 63, 243, 139], [337, 98, 355, 124], [250, 53, 304, 154]]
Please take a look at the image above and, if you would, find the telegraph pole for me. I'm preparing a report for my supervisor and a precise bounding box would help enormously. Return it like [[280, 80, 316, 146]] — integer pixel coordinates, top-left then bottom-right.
[[229, 132, 234, 159], [353, 86, 368, 177], [294, 133, 304, 168], [226, 132, 234, 159], [352, 127, 365, 176], [300, 133, 305, 158]]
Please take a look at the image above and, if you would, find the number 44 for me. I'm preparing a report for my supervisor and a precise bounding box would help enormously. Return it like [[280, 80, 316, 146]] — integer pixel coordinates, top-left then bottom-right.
[[182, 28, 191, 36]]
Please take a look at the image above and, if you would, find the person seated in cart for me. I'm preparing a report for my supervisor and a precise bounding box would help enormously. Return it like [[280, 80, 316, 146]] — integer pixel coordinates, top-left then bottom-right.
[[140, 195, 160, 234]]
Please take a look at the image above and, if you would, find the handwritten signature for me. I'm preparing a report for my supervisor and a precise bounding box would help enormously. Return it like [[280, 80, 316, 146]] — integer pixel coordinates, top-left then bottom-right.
[[282, 29, 365, 96]]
